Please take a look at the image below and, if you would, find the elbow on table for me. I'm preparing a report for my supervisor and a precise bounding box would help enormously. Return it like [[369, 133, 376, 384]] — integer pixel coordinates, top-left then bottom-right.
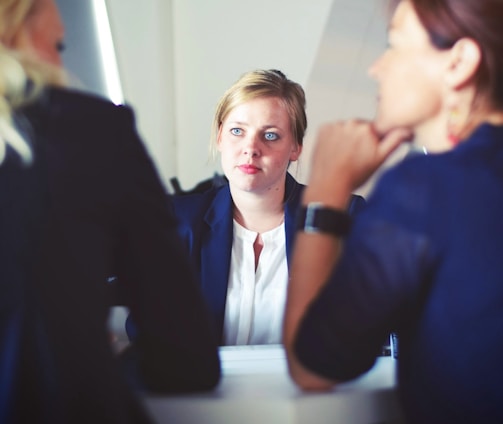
[[183, 349, 222, 392], [170, 352, 222, 392], [145, 359, 221, 394], [187, 361, 222, 392], [287, 359, 336, 392], [128, 342, 222, 393]]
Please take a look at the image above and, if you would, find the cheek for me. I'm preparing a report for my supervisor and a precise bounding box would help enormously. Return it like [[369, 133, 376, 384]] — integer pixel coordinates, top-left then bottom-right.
[[218, 139, 238, 156], [377, 59, 443, 130], [218, 143, 237, 168], [29, 34, 62, 66], [271, 149, 296, 169]]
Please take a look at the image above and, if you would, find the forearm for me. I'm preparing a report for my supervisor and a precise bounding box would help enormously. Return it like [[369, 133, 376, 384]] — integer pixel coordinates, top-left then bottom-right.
[[284, 120, 408, 389], [283, 186, 350, 390], [284, 234, 340, 389]]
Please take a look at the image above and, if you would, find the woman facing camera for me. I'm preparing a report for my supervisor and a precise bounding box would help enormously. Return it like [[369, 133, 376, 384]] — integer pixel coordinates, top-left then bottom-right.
[[284, 0, 503, 423], [0, 1, 220, 423], [172, 69, 365, 345]]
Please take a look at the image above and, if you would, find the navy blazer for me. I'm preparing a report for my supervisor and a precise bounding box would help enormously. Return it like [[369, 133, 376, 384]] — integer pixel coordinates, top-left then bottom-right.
[[1, 87, 220, 424], [172, 173, 365, 343], [294, 124, 503, 423]]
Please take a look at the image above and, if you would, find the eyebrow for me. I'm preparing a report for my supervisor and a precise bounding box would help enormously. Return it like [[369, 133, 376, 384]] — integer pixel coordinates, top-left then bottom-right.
[[227, 121, 248, 126], [227, 121, 283, 131]]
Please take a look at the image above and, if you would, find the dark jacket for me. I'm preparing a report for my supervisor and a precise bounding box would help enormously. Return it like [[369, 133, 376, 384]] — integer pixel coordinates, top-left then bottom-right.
[[295, 124, 503, 424], [172, 173, 365, 343], [0, 87, 220, 424]]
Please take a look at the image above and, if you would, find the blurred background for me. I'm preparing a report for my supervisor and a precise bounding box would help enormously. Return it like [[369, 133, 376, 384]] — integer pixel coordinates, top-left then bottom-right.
[[57, 0, 403, 197]]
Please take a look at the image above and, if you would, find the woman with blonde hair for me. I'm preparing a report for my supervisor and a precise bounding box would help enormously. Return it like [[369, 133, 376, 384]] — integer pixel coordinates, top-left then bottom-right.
[[0, 0, 65, 164], [169, 69, 365, 345], [0, 1, 220, 423]]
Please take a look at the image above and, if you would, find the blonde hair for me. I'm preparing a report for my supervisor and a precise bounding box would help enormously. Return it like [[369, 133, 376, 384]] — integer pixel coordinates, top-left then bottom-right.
[[210, 69, 307, 159], [0, 0, 66, 165]]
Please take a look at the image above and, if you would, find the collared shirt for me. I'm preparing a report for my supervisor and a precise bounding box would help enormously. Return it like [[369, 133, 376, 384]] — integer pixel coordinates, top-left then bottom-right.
[[223, 220, 288, 345]]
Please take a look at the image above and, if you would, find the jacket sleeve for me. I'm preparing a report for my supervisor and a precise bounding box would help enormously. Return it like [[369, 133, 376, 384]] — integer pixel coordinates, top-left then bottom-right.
[[348, 193, 366, 216], [111, 106, 220, 393]]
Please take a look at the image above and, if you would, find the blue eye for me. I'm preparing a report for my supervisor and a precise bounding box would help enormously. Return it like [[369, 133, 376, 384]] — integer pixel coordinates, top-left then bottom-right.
[[230, 128, 242, 136], [264, 132, 278, 141]]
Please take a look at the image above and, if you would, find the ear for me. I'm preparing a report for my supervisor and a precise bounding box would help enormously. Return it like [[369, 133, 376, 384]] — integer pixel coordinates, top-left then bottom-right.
[[289, 143, 303, 162], [445, 38, 482, 89]]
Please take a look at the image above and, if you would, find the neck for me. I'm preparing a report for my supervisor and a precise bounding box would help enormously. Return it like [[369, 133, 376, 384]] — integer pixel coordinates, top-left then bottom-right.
[[448, 109, 503, 146], [413, 111, 452, 153], [484, 110, 503, 127], [231, 186, 285, 234]]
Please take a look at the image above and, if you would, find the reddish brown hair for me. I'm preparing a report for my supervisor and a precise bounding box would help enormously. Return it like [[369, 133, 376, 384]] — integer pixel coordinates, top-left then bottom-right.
[[391, 0, 503, 109]]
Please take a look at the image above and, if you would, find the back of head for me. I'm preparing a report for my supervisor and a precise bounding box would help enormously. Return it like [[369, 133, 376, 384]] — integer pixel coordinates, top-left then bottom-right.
[[0, 0, 31, 45], [210, 69, 307, 157], [396, 0, 503, 111], [0, 0, 65, 165]]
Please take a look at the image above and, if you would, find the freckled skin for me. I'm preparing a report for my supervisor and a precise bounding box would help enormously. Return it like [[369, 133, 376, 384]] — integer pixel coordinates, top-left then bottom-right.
[[217, 97, 302, 196]]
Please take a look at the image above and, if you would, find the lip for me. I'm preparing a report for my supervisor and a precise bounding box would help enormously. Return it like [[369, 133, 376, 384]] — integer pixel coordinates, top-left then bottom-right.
[[238, 164, 261, 175]]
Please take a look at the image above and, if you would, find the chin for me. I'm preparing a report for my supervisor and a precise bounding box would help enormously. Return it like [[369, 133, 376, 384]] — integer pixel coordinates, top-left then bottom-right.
[[375, 117, 413, 140], [373, 118, 392, 138], [231, 179, 257, 193]]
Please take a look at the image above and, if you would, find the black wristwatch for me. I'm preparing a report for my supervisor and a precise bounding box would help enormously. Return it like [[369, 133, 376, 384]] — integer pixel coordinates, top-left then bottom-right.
[[296, 202, 352, 237]]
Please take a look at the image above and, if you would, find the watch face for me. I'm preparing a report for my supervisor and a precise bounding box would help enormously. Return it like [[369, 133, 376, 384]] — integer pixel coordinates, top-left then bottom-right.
[[297, 203, 351, 236]]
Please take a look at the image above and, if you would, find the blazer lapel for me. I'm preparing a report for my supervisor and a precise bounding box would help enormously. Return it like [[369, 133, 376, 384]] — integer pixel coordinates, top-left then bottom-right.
[[200, 186, 233, 343], [284, 173, 304, 266]]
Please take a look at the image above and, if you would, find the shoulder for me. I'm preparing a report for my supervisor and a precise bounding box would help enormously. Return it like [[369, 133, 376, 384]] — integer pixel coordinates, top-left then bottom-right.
[[172, 184, 231, 223], [172, 186, 223, 209], [285, 173, 364, 216], [285, 173, 305, 203], [20, 86, 145, 159], [374, 131, 500, 208], [376, 153, 443, 197], [48, 86, 130, 114], [361, 153, 449, 227], [25, 86, 135, 128]]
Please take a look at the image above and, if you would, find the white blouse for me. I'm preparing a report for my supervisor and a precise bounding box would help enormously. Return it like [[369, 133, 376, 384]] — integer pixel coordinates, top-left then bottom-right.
[[223, 220, 288, 345]]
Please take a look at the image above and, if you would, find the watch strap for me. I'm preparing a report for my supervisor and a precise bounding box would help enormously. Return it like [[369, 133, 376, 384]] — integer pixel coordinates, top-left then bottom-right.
[[296, 202, 352, 237]]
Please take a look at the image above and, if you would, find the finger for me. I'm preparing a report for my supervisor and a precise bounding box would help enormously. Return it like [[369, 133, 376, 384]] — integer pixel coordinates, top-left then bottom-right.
[[378, 128, 412, 159]]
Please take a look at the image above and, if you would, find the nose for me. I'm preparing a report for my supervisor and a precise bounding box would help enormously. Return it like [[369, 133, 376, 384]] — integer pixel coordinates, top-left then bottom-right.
[[243, 132, 261, 157]]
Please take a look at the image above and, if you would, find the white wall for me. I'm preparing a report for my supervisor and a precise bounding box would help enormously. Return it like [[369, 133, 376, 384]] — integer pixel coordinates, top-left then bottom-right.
[[106, 0, 176, 191], [171, 0, 334, 191], [105, 0, 403, 195], [298, 0, 409, 196], [106, 0, 333, 191], [56, 0, 108, 99]]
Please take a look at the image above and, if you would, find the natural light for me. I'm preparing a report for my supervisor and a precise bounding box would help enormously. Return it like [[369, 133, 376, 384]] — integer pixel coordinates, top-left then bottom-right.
[[91, 0, 124, 105]]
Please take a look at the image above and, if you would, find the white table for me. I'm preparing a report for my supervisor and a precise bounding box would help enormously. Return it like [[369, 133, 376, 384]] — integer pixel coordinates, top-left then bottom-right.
[[144, 345, 406, 424]]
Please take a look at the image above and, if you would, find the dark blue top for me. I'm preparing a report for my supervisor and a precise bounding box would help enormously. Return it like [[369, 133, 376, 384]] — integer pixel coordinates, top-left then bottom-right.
[[0, 87, 220, 424], [170, 173, 365, 343], [295, 123, 503, 424]]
